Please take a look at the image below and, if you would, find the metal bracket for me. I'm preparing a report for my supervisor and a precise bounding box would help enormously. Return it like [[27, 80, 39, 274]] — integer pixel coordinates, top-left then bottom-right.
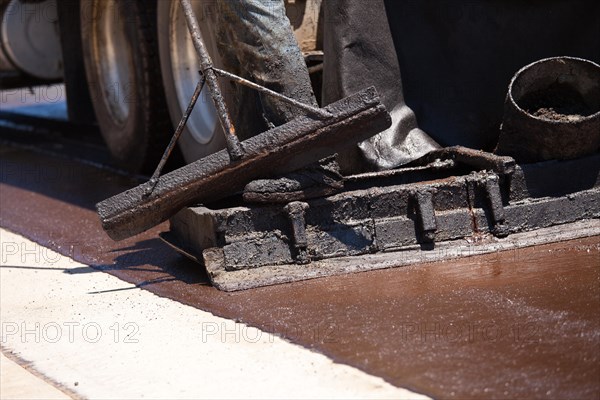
[[411, 189, 437, 243], [285, 201, 310, 264], [481, 174, 509, 238]]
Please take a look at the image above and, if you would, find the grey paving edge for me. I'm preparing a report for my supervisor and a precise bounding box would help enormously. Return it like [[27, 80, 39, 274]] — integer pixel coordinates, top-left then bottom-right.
[[205, 219, 600, 291]]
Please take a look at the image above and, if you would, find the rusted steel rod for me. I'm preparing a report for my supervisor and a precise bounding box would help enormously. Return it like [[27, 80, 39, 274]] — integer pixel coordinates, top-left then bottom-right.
[[420, 146, 516, 175], [213, 68, 332, 119], [179, 0, 244, 161], [146, 76, 206, 195]]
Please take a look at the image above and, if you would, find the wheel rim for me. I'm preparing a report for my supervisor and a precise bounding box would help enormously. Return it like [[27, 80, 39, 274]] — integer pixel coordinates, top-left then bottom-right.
[[167, 0, 218, 145], [92, 0, 132, 125]]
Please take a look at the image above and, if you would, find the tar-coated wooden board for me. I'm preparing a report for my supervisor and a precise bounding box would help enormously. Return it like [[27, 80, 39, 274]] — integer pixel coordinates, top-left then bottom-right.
[[97, 87, 391, 241]]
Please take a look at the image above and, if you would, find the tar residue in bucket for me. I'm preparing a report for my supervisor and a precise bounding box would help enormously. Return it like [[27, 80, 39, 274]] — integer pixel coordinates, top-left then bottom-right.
[[519, 82, 595, 122], [495, 56, 600, 163]]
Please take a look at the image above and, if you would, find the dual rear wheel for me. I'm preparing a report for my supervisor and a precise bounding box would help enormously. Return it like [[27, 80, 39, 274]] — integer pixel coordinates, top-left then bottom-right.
[[81, 0, 321, 173], [80, 0, 225, 173]]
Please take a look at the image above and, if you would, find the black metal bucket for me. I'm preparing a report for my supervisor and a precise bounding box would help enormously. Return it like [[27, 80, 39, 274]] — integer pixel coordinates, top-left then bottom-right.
[[495, 57, 600, 163]]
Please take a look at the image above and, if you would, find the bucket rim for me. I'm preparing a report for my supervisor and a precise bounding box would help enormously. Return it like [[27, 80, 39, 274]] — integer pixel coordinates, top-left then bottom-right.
[[507, 56, 600, 123]]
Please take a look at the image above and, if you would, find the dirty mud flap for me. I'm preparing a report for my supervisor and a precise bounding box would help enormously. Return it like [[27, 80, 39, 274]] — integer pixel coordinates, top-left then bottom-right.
[[97, 87, 391, 241]]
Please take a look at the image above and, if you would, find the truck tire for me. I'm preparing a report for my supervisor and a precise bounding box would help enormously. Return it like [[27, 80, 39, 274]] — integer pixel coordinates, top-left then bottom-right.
[[80, 0, 171, 173], [157, 0, 227, 164]]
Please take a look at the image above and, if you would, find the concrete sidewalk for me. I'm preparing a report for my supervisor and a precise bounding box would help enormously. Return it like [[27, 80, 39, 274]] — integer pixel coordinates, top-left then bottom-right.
[[1, 352, 71, 399], [0, 228, 426, 399]]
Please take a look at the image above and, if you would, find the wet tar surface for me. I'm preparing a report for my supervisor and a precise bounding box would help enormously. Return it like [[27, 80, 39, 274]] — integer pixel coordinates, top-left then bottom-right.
[[1, 142, 599, 399]]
